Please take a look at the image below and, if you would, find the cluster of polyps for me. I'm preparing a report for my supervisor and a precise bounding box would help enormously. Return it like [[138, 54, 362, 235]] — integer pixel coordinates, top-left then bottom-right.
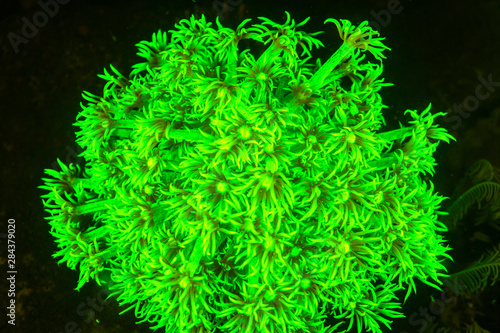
[[41, 12, 453, 333]]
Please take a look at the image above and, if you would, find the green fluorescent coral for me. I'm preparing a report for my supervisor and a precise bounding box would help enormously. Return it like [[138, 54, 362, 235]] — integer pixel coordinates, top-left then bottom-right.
[[40, 12, 454, 333]]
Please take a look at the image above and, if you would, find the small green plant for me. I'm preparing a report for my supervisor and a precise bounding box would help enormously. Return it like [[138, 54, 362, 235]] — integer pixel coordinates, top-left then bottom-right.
[[447, 159, 500, 227], [40, 12, 454, 333], [427, 159, 500, 332], [448, 245, 500, 296]]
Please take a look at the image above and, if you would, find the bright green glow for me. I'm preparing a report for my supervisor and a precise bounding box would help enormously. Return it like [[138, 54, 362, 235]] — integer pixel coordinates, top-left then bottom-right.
[[40, 12, 455, 333]]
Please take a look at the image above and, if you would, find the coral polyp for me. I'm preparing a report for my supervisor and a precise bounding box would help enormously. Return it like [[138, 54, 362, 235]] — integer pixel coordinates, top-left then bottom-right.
[[41, 12, 454, 333]]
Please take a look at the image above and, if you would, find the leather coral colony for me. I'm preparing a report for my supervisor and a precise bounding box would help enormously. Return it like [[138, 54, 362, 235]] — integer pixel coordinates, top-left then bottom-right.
[[40, 12, 454, 333]]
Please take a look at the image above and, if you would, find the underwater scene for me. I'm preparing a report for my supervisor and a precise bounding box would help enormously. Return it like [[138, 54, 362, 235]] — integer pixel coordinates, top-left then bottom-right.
[[1, 0, 500, 332]]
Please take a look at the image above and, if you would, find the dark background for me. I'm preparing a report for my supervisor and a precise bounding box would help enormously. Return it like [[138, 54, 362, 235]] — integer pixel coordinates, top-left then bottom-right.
[[1, 0, 500, 332]]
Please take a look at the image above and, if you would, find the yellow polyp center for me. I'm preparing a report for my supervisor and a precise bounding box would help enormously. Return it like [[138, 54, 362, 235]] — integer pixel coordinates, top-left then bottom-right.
[[373, 191, 384, 205], [346, 132, 356, 144], [244, 220, 256, 233], [339, 189, 350, 203], [180, 276, 191, 288], [216, 181, 229, 194], [243, 304, 253, 316], [338, 241, 350, 254], [147, 157, 157, 168], [264, 289, 276, 302], [278, 35, 291, 47], [265, 159, 278, 173], [238, 125, 252, 140], [291, 247, 302, 257], [264, 233, 275, 250], [262, 173, 273, 190], [264, 143, 274, 153], [307, 135, 317, 144], [301, 278, 311, 289], [256, 72, 267, 81], [264, 110, 274, 121]]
